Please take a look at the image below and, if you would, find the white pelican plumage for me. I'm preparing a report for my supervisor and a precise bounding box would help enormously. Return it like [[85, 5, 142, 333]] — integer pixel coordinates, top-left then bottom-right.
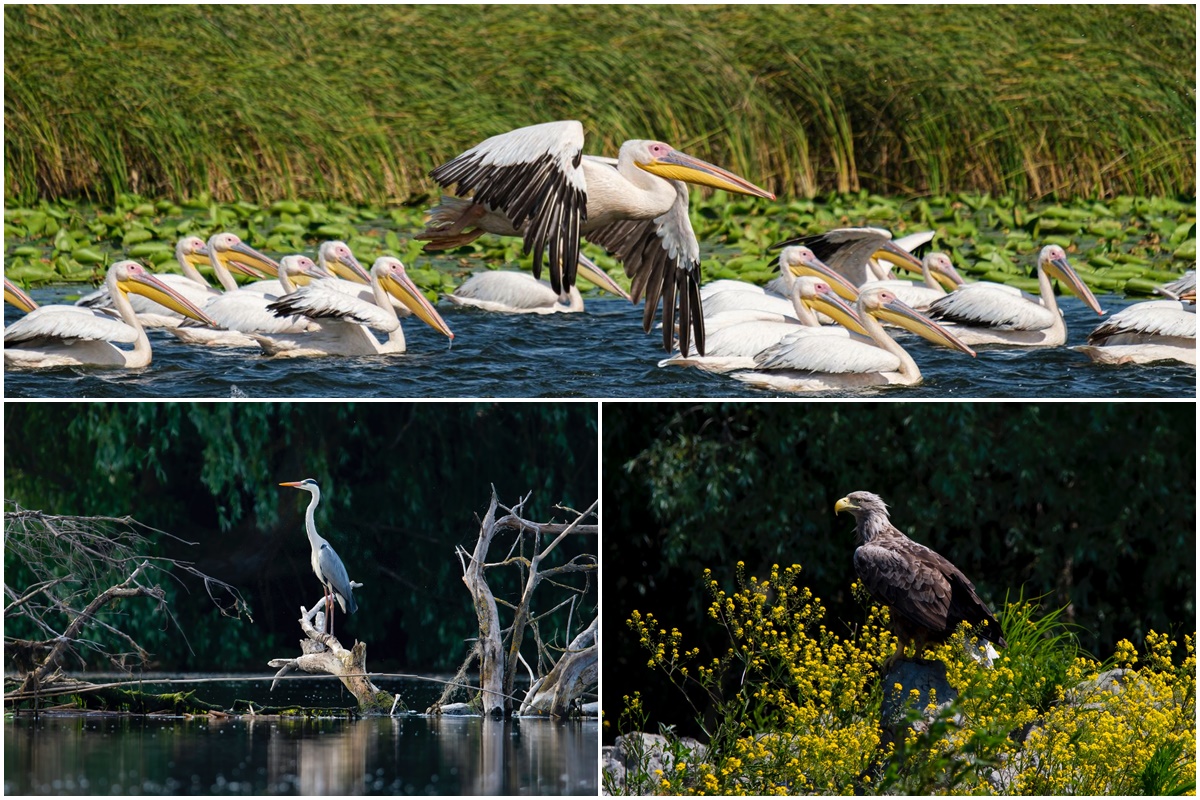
[[4, 278, 38, 314], [5, 260, 216, 369], [860, 252, 965, 310], [774, 227, 926, 288], [700, 246, 861, 321], [242, 240, 371, 296], [729, 286, 976, 392], [447, 254, 630, 314], [659, 276, 867, 374], [253, 257, 453, 357], [1074, 299, 1196, 365], [419, 120, 774, 355], [1155, 270, 1196, 302], [171, 250, 327, 347], [75, 237, 220, 327], [927, 244, 1104, 346]]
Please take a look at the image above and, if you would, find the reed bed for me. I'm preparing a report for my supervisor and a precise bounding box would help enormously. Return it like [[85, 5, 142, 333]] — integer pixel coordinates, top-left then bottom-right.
[[4, 5, 1195, 205]]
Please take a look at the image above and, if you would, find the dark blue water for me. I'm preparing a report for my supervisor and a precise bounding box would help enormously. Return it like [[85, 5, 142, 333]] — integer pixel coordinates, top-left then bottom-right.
[[4, 676, 597, 795], [4, 288, 1194, 397]]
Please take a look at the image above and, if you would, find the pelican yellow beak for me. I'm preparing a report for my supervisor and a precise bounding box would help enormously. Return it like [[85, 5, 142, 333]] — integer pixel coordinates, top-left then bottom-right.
[[329, 251, 371, 284], [834, 496, 853, 514], [930, 260, 966, 292], [1043, 253, 1104, 316], [118, 270, 218, 327], [4, 278, 38, 313], [638, 149, 775, 200], [807, 291, 870, 337], [185, 247, 211, 271], [873, 241, 924, 274], [222, 241, 282, 281], [576, 254, 631, 301], [381, 268, 455, 340], [872, 295, 976, 357], [784, 251, 861, 302]]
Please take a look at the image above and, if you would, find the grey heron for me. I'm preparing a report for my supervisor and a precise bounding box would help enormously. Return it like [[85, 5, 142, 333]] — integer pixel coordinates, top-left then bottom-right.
[[280, 478, 359, 636], [417, 120, 775, 356]]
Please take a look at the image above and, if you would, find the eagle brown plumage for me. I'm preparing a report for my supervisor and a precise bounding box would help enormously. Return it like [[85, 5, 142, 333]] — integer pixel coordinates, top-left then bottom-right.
[[835, 490, 1006, 669]]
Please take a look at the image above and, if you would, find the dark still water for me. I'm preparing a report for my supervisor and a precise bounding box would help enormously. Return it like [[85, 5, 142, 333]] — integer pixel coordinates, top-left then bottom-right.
[[4, 713, 597, 795], [4, 289, 1194, 398]]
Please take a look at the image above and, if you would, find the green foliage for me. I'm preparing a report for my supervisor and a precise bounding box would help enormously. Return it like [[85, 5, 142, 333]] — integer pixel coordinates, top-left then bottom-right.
[[4, 6, 1195, 204], [4, 402, 596, 672], [608, 563, 1197, 795]]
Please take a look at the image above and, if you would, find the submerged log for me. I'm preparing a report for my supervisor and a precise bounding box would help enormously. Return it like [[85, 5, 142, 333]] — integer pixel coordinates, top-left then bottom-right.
[[267, 595, 396, 713]]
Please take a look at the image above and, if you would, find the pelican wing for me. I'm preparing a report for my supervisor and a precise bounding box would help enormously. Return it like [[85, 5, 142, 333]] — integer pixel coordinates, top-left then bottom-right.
[[1088, 300, 1196, 344], [5, 306, 137, 345], [267, 283, 399, 332], [774, 227, 894, 285], [928, 284, 1056, 330], [754, 329, 902, 374], [430, 120, 587, 295], [586, 180, 705, 355], [202, 292, 315, 334]]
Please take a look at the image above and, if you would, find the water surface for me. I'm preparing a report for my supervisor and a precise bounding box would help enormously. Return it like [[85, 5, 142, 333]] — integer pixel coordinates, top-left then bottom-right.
[[4, 289, 1194, 398]]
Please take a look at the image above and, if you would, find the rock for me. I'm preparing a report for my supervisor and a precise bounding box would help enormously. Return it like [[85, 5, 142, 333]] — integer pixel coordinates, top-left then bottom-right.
[[602, 732, 707, 796], [879, 659, 960, 745]]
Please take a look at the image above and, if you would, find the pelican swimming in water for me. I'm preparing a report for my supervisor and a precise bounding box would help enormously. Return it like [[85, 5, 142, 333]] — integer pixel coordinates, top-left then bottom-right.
[[171, 250, 328, 347], [242, 240, 371, 296], [927, 244, 1104, 347], [254, 257, 453, 357], [773, 227, 927, 288], [729, 286, 976, 392], [418, 120, 775, 355], [699, 246, 860, 321], [1074, 299, 1196, 365], [764, 229, 937, 296], [860, 252, 965, 311], [5, 260, 216, 369], [659, 276, 868, 373], [75, 237, 219, 326], [447, 254, 631, 314]]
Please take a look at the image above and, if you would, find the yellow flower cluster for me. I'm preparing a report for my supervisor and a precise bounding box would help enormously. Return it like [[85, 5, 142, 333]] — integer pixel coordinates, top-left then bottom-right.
[[619, 566, 1196, 796]]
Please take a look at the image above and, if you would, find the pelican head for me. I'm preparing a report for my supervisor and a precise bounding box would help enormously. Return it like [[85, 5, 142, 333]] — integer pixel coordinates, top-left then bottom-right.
[[374, 257, 455, 340], [925, 252, 965, 291], [793, 276, 869, 336], [279, 255, 332, 287], [859, 286, 976, 356], [627, 141, 775, 200], [318, 241, 371, 284], [4, 278, 38, 313], [208, 232, 282, 280], [779, 245, 860, 301], [177, 236, 210, 266], [1038, 245, 1104, 316], [110, 260, 218, 326]]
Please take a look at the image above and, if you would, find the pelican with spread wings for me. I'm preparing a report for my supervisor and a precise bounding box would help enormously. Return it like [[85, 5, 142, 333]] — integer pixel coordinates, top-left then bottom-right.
[[418, 120, 775, 356]]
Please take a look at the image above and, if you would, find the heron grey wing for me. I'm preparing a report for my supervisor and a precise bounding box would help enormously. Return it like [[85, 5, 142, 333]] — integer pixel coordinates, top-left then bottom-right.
[[429, 120, 588, 296], [318, 542, 358, 615], [585, 181, 706, 356], [854, 542, 952, 634]]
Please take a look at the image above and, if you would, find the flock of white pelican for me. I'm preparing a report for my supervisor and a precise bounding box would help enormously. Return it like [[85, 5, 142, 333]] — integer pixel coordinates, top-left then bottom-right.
[[3, 120, 1195, 381]]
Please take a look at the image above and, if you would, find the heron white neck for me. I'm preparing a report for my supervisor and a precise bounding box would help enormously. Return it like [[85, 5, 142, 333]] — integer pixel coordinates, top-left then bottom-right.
[[303, 488, 324, 548]]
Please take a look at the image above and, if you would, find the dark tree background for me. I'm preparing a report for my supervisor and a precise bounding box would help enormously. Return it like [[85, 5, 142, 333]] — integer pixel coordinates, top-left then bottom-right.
[[4, 401, 597, 673], [603, 402, 1196, 742]]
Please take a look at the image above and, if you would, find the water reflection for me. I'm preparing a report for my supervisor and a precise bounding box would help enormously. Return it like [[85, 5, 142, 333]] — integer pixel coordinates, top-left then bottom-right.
[[4, 713, 598, 795]]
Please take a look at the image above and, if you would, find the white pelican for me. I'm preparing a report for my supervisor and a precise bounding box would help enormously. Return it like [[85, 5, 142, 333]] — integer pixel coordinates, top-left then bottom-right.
[[773, 227, 926, 287], [4, 278, 38, 314], [171, 252, 327, 347], [700, 246, 860, 321], [1074, 300, 1196, 365], [419, 120, 775, 355], [242, 240, 370, 296], [447, 254, 630, 314], [75, 237, 219, 326], [730, 286, 976, 391], [1155, 270, 1195, 302], [659, 276, 867, 374], [860, 252, 965, 311], [5, 260, 216, 369], [927, 245, 1104, 347], [253, 257, 453, 357]]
